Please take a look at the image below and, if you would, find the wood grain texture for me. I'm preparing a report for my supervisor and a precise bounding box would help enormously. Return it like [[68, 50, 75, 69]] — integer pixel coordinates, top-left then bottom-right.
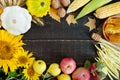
[[23, 13, 98, 66]]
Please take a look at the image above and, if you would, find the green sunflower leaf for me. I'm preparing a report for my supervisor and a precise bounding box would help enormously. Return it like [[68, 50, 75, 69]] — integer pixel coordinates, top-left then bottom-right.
[[0, 68, 2, 73], [8, 71, 18, 78], [21, 76, 27, 80], [0, 78, 2, 80]]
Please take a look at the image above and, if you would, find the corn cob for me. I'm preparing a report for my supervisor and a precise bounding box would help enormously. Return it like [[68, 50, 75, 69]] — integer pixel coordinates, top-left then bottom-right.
[[75, 0, 112, 20], [67, 0, 90, 13], [94, 1, 120, 19]]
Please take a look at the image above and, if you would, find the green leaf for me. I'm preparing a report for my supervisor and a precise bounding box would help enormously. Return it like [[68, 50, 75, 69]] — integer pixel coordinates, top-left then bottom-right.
[[8, 71, 18, 78], [44, 73, 52, 78], [84, 60, 91, 69], [0, 78, 2, 80], [0, 68, 2, 73], [21, 76, 27, 80]]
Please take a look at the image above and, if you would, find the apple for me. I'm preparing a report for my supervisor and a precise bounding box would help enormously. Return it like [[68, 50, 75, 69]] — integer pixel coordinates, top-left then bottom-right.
[[60, 57, 76, 74], [72, 67, 90, 80], [33, 60, 47, 75]]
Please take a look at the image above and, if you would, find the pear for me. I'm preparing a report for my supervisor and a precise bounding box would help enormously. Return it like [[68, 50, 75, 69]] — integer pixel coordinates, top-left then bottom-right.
[[33, 60, 47, 75], [57, 73, 71, 80], [47, 63, 61, 76]]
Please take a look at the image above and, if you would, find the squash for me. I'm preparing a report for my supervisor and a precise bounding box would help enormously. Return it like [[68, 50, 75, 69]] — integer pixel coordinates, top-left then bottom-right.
[[1, 6, 32, 35]]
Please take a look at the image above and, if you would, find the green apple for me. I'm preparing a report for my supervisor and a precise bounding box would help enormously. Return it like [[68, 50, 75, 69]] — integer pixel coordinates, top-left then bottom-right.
[[33, 60, 47, 75]]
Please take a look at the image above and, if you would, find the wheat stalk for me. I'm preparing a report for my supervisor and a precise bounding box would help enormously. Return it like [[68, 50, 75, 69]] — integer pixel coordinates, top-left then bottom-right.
[[0, 0, 26, 8]]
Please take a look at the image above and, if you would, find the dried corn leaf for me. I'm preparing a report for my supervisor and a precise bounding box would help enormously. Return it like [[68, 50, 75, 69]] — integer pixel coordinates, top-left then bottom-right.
[[84, 17, 96, 31], [49, 7, 60, 22], [66, 14, 77, 25]]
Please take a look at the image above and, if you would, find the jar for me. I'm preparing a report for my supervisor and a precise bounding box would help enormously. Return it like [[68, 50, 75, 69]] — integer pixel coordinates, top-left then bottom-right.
[[102, 16, 120, 43]]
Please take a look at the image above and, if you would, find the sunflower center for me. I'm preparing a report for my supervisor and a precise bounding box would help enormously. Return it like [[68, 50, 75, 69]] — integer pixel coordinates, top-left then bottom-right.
[[18, 56, 28, 64], [40, 2, 45, 7], [27, 66, 35, 77], [0, 41, 13, 60]]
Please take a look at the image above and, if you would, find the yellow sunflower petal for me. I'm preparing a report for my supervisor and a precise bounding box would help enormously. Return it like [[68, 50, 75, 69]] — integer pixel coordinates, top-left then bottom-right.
[[15, 50, 35, 68], [0, 30, 24, 74], [3, 62, 8, 74], [28, 52, 33, 57], [23, 65, 40, 80]]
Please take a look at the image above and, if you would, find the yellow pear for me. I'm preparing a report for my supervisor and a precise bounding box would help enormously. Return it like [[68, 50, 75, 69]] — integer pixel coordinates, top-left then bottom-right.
[[57, 73, 71, 80], [33, 60, 47, 75], [47, 63, 61, 76]]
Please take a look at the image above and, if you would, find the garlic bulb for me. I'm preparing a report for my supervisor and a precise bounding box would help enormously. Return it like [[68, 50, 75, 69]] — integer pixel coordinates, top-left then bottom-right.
[[1, 6, 32, 35]]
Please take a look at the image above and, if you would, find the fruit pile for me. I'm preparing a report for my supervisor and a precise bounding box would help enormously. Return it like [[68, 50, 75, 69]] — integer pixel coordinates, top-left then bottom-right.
[[33, 58, 108, 80]]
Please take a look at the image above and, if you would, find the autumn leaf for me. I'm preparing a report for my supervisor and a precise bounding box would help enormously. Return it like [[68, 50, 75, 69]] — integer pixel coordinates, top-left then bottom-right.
[[66, 14, 77, 25], [49, 7, 60, 22], [84, 17, 96, 31]]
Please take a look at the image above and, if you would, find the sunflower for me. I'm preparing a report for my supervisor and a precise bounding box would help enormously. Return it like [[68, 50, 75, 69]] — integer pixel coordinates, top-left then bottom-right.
[[23, 65, 40, 80], [26, 0, 51, 17], [0, 30, 24, 74], [15, 49, 35, 68]]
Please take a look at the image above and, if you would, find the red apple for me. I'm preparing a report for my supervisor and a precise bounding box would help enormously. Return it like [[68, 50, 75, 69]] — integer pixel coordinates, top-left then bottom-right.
[[72, 67, 90, 80], [60, 57, 76, 74]]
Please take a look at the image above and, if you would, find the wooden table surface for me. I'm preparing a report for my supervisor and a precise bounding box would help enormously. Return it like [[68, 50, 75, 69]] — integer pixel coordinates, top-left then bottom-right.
[[23, 14, 98, 66], [23, 0, 118, 66]]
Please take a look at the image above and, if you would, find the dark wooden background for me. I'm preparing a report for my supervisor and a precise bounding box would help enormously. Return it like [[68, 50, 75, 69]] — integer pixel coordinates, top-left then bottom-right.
[[23, 14, 99, 66], [23, 0, 118, 66]]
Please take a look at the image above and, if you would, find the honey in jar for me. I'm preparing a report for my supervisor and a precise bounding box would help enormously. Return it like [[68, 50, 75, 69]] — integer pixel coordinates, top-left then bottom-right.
[[103, 16, 120, 43]]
